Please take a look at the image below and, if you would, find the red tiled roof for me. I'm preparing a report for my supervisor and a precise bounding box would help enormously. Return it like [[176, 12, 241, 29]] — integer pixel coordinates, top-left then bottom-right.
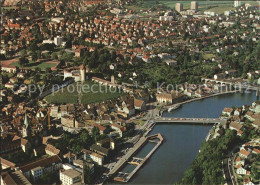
[[20, 155, 61, 172], [240, 149, 250, 157]]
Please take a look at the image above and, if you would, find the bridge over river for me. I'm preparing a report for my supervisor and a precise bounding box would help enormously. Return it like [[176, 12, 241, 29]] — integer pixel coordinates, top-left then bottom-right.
[[153, 117, 222, 124]]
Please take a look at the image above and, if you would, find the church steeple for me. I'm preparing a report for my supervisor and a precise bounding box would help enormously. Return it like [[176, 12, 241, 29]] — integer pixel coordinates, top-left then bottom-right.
[[24, 112, 28, 128], [22, 112, 29, 138]]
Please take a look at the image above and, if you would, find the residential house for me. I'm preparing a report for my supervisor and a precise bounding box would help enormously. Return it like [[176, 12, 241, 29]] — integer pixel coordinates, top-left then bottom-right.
[[239, 149, 251, 159], [244, 177, 255, 185], [111, 123, 126, 137], [235, 156, 245, 166], [92, 123, 106, 135], [134, 98, 146, 111], [229, 121, 243, 135], [251, 102, 260, 113], [245, 111, 255, 121], [234, 108, 242, 116], [252, 119, 260, 129], [236, 165, 247, 175], [184, 89, 195, 97], [222, 108, 234, 117], [214, 73, 226, 80]]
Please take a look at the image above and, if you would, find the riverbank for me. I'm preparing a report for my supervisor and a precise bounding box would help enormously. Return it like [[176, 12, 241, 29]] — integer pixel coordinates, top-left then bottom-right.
[[108, 133, 163, 182], [162, 90, 238, 114], [125, 91, 258, 184]]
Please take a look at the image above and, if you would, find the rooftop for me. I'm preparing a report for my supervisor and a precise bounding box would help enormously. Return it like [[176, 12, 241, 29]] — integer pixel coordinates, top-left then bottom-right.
[[60, 169, 81, 179]]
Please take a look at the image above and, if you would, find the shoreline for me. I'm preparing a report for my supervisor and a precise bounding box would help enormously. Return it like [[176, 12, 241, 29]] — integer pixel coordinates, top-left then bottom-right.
[[162, 90, 238, 114]]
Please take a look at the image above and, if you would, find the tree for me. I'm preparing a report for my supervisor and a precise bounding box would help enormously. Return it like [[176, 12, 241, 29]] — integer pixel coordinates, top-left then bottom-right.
[[20, 49, 27, 58], [19, 57, 29, 66], [83, 162, 93, 184], [31, 51, 38, 62], [33, 74, 41, 83], [91, 126, 100, 142], [51, 52, 58, 60], [80, 130, 93, 147], [0, 54, 6, 60]]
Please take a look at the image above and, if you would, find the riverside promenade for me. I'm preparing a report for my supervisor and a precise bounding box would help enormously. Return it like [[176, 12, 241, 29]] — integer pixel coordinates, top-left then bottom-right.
[[162, 90, 237, 114], [109, 133, 164, 183]]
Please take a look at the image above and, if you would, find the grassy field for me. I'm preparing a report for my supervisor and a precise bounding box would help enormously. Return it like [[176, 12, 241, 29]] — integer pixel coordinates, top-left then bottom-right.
[[127, 1, 259, 14], [45, 81, 124, 104], [11, 61, 56, 70], [203, 53, 216, 60]]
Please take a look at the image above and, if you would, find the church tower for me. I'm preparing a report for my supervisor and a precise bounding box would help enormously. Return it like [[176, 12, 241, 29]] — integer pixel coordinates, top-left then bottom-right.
[[80, 65, 86, 82], [22, 112, 29, 138]]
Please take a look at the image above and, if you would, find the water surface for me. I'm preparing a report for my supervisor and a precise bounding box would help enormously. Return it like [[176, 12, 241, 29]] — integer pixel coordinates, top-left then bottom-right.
[[127, 92, 258, 184]]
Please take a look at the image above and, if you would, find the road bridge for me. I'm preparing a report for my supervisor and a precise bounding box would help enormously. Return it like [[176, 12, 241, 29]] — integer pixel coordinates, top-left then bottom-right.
[[154, 117, 222, 124]]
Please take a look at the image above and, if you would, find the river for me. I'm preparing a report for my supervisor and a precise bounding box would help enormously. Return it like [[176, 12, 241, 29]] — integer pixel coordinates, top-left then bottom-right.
[[125, 92, 258, 184]]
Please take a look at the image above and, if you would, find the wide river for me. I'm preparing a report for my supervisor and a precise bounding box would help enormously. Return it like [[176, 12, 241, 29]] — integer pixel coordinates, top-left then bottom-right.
[[126, 92, 258, 184]]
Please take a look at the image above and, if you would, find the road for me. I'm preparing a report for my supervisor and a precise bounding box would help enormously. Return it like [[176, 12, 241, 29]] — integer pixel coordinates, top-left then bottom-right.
[[223, 158, 233, 185], [228, 153, 238, 185]]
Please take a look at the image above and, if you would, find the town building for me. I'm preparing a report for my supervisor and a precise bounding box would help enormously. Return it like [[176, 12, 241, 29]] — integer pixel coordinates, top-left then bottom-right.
[[234, 1, 241, 7], [60, 169, 82, 185], [20, 155, 62, 182], [175, 3, 183, 12], [90, 152, 104, 166], [1, 170, 32, 185], [156, 91, 183, 104], [191, 1, 198, 11], [54, 36, 63, 46], [45, 144, 60, 156]]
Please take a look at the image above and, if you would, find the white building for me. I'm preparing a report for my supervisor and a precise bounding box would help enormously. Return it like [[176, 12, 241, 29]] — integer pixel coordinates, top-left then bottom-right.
[[204, 11, 216, 16], [42, 39, 54, 44], [234, 1, 241, 7], [90, 152, 104, 166], [159, 16, 173, 21], [175, 3, 183, 12], [60, 169, 82, 185], [111, 123, 124, 137], [236, 167, 247, 175], [54, 36, 63, 46], [224, 11, 232, 16], [21, 155, 62, 182], [191, 1, 198, 11]]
